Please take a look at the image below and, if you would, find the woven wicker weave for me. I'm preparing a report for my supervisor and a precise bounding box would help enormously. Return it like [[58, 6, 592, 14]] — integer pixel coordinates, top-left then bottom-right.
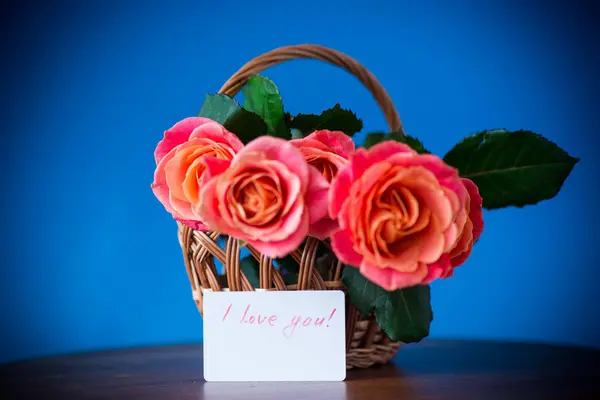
[[178, 44, 404, 369]]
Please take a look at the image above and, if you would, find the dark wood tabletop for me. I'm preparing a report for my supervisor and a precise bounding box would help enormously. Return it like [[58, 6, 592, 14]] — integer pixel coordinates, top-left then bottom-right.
[[1, 340, 599, 399]]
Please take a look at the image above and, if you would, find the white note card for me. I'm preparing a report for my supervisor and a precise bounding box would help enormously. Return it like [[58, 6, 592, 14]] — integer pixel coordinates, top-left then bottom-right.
[[203, 290, 346, 382]]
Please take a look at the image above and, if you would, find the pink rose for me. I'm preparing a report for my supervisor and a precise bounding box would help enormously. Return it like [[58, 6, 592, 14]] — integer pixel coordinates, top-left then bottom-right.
[[151, 117, 243, 231], [290, 130, 355, 236], [329, 141, 471, 291], [197, 136, 332, 258]]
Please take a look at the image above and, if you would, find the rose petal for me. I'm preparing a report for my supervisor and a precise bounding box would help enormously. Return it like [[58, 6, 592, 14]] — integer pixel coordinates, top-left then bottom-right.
[[353, 140, 415, 178], [442, 222, 460, 254], [270, 160, 302, 217], [289, 138, 331, 152], [182, 157, 207, 205], [177, 218, 209, 231], [308, 217, 339, 240], [462, 178, 484, 242], [241, 197, 304, 242], [247, 208, 310, 258], [329, 164, 353, 219], [449, 236, 473, 267], [349, 148, 371, 181], [372, 235, 422, 272], [306, 166, 330, 225], [169, 188, 196, 221], [202, 156, 232, 181], [151, 146, 181, 216], [190, 121, 244, 152], [164, 141, 207, 202], [237, 137, 309, 189], [296, 145, 349, 175], [188, 156, 232, 218], [306, 130, 355, 157], [154, 117, 213, 164], [389, 153, 459, 189], [400, 169, 454, 231], [446, 178, 484, 268], [196, 178, 223, 232], [331, 229, 364, 267], [422, 254, 451, 284], [359, 261, 428, 291]]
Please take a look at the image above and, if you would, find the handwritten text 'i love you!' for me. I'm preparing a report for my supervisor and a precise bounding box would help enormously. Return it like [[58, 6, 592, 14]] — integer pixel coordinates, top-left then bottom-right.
[[222, 303, 338, 339]]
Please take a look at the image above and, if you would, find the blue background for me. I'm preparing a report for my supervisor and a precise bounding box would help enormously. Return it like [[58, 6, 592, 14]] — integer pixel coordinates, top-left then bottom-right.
[[2, 0, 599, 364]]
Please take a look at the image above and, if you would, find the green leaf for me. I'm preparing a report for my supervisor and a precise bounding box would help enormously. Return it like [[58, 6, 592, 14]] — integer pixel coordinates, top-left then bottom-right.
[[198, 93, 239, 123], [240, 255, 261, 288], [380, 286, 433, 342], [389, 131, 430, 154], [289, 104, 363, 136], [443, 129, 579, 210], [242, 75, 289, 139], [198, 94, 267, 144], [341, 266, 381, 317], [342, 267, 433, 343], [223, 112, 268, 145], [363, 132, 387, 149], [363, 131, 430, 154]]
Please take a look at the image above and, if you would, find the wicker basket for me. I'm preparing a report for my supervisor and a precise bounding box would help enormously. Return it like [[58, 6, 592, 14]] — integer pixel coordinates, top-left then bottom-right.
[[178, 44, 404, 369]]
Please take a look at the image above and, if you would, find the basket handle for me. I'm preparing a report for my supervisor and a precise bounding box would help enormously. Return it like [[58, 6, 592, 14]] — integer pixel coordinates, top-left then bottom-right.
[[217, 44, 405, 135]]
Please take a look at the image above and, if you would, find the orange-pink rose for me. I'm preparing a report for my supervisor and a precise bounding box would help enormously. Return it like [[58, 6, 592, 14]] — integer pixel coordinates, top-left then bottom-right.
[[290, 130, 355, 236], [197, 136, 333, 258], [329, 141, 483, 290], [151, 117, 243, 231]]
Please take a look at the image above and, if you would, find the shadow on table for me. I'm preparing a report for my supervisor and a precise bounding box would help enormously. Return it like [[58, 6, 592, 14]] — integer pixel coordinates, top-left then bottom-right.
[[202, 381, 347, 399], [200, 365, 415, 400]]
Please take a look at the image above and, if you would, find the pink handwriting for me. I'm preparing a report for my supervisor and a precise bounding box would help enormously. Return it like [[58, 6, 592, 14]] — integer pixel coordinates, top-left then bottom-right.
[[282, 308, 337, 339], [222, 303, 338, 339], [222, 303, 232, 322]]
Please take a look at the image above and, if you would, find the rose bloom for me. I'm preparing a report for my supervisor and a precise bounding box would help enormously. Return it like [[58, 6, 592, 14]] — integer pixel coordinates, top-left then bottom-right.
[[197, 136, 334, 258], [151, 117, 243, 231], [290, 130, 355, 235], [329, 141, 484, 290]]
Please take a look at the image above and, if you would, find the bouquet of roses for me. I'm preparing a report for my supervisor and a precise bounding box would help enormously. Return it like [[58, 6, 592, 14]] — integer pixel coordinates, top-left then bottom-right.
[[151, 75, 578, 344]]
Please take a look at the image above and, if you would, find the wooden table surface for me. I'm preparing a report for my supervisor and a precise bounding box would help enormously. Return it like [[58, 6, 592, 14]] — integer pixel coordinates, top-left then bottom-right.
[[1, 340, 599, 399]]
